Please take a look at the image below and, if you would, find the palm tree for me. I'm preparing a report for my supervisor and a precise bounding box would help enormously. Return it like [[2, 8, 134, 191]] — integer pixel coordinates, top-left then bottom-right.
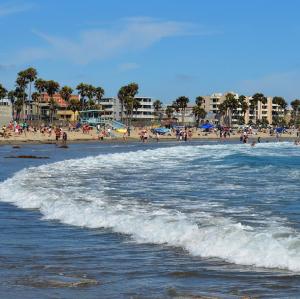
[[24, 67, 37, 103], [165, 106, 174, 119], [59, 86, 73, 122], [291, 99, 300, 127], [174, 96, 189, 125], [49, 98, 58, 124], [250, 93, 267, 124], [222, 93, 239, 127], [14, 87, 27, 121], [45, 80, 60, 123], [118, 82, 139, 125], [59, 86, 73, 104], [153, 99, 162, 120], [16, 71, 28, 121], [273, 96, 287, 120], [34, 78, 47, 122], [31, 92, 40, 121], [94, 86, 105, 102], [217, 102, 226, 125], [193, 106, 207, 126], [117, 86, 127, 122], [195, 96, 204, 107], [76, 83, 89, 110], [237, 95, 248, 124], [132, 98, 141, 120], [68, 98, 81, 121]]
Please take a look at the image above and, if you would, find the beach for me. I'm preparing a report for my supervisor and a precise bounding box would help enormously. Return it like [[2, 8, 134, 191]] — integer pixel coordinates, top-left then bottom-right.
[[0, 141, 300, 298], [0, 126, 298, 145]]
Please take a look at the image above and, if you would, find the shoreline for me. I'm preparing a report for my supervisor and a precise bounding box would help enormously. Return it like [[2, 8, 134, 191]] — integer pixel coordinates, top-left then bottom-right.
[[0, 135, 298, 146]]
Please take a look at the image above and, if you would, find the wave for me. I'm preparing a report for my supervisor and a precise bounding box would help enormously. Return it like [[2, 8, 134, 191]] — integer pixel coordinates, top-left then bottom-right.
[[1, 142, 300, 272]]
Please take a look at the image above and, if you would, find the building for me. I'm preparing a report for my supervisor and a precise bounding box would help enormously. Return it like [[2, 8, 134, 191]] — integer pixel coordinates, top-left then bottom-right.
[[0, 98, 12, 126], [130, 97, 155, 121], [36, 93, 79, 122], [95, 97, 119, 120], [172, 104, 196, 124], [201, 92, 285, 125]]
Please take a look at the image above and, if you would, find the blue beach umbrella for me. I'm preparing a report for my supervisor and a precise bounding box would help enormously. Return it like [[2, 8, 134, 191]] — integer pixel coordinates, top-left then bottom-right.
[[200, 123, 214, 129]]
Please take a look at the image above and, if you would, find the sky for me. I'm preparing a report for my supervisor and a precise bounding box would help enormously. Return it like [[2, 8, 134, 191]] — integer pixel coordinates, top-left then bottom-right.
[[0, 0, 300, 103]]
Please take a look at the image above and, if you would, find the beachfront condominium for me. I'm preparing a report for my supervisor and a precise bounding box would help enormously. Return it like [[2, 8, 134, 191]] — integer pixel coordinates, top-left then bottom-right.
[[129, 97, 155, 121], [96, 96, 155, 122], [202, 92, 285, 125]]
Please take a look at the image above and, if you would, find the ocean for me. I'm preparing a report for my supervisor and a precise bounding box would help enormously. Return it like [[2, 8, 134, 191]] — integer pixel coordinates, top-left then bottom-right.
[[0, 140, 300, 298]]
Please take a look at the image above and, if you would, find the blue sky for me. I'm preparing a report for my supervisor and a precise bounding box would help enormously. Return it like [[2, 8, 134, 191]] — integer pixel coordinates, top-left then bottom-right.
[[0, 0, 300, 103]]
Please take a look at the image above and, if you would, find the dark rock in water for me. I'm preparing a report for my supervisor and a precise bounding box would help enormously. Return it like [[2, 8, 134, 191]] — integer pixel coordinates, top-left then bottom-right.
[[59, 145, 69, 148], [5, 155, 49, 159], [12, 145, 21, 149]]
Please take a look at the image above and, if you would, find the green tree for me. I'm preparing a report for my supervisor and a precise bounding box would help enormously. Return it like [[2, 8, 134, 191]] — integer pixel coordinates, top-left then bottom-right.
[[16, 71, 29, 121], [165, 106, 174, 118], [250, 93, 267, 124], [192, 106, 207, 126], [118, 82, 139, 125], [222, 93, 239, 127], [31, 92, 40, 120], [291, 99, 300, 126], [45, 80, 60, 123], [238, 95, 248, 124], [59, 86, 73, 104], [153, 99, 162, 120], [174, 96, 189, 124], [34, 78, 47, 122], [24, 67, 37, 102], [68, 98, 81, 121], [94, 86, 105, 102], [195, 96, 204, 107], [76, 83, 89, 110], [59, 86, 73, 122]]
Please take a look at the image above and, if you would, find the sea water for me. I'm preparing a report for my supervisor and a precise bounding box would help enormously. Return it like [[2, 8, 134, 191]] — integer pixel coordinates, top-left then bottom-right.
[[0, 141, 300, 298]]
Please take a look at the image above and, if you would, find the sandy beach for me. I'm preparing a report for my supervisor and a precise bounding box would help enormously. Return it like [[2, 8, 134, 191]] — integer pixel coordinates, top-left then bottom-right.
[[0, 127, 298, 145]]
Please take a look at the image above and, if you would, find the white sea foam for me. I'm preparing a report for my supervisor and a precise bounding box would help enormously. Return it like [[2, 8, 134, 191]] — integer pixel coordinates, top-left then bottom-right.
[[1, 142, 300, 272]]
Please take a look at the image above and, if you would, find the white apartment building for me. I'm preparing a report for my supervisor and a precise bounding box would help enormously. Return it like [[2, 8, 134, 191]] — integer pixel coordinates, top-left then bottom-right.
[[96, 96, 155, 121], [130, 97, 155, 120], [202, 92, 285, 125]]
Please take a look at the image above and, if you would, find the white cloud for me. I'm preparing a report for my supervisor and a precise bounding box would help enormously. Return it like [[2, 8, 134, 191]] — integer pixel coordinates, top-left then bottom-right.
[[0, 2, 33, 17], [13, 17, 208, 64], [238, 70, 300, 101], [118, 62, 140, 72]]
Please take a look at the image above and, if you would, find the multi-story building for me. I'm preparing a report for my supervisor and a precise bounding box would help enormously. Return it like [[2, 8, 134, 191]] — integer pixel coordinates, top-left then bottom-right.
[[95, 97, 119, 120], [0, 98, 12, 126], [96, 96, 155, 122], [201, 92, 285, 125], [131, 97, 155, 121]]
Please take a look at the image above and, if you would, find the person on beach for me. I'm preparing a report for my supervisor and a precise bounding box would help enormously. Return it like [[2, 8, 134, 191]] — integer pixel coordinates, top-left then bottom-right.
[[155, 132, 159, 142], [123, 129, 128, 141], [62, 132, 68, 146]]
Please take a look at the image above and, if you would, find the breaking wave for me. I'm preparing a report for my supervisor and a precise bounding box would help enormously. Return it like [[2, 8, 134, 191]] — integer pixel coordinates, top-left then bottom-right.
[[1, 142, 300, 272]]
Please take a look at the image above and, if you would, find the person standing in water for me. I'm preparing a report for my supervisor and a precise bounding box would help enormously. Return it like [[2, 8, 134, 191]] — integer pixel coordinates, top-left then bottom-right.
[[62, 131, 68, 146]]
